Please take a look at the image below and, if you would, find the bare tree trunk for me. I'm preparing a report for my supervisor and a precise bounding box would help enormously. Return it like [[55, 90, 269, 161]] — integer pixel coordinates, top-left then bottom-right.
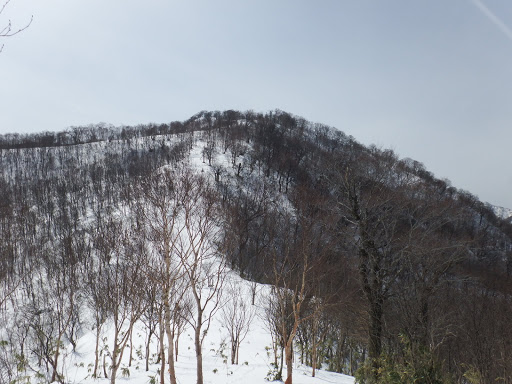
[[110, 316, 138, 384], [311, 313, 320, 378], [163, 294, 177, 384], [110, 328, 120, 384], [103, 355, 108, 379], [284, 341, 293, 384], [195, 309, 204, 384], [231, 336, 237, 365], [158, 314, 165, 384], [50, 346, 60, 383], [279, 345, 284, 381], [145, 331, 151, 372], [128, 326, 134, 367], [236, 342, 240, 365], [368, 293, 384, 382], [165, 322, 177, 384], [93, 323, 102, 377], [312, 340, 317, 377], [250, 281, 257, 305]]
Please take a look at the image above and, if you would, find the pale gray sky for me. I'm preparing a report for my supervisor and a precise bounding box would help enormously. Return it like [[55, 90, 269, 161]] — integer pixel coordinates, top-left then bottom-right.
[[1, 0, 511, 209]]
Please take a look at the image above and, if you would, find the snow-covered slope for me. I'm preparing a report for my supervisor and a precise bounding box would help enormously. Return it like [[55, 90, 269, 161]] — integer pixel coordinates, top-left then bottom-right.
[[59, 272, 355, 384]]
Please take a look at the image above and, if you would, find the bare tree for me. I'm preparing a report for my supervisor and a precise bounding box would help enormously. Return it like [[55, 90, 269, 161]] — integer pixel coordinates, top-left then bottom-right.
[[262, 287, 288, 381], [104, 230, 146, 384], [86, 264, 110, 378], [23, 228, 86, 384], [270, 244, 314, 384], [263, 176, 348, 384], [298, 297, 328, 378], [174, 172, 226, 384], [135, 166, 190, 384], [221, 281, 256, 365], [140, 278, 162, 373], [87, 218, 120, 378], [170, 280, 193, 362], [266, 208, 334, 384]]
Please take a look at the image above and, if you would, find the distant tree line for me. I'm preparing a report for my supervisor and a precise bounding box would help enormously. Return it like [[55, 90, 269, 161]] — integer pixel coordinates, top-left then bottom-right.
[[0, 110, 240, 150]]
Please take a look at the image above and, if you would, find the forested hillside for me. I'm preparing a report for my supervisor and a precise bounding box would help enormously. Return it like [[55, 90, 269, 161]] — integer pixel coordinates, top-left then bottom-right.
[[1, 110, 511, 384]]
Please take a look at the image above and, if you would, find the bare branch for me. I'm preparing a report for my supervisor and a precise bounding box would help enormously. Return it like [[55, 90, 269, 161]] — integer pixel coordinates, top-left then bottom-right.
[[0, 0, 33, 52]]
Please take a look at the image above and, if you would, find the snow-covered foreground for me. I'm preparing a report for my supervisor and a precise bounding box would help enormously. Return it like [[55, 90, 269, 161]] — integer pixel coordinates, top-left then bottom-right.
[[59, 273, 354, 384]]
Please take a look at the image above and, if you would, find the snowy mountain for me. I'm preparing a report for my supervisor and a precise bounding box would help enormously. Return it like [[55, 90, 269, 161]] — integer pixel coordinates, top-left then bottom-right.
[[1, 110, 511, 383]]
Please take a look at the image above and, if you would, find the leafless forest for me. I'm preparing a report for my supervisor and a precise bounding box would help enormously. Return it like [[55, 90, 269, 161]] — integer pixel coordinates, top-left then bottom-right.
[[1, 110, 511, 384]]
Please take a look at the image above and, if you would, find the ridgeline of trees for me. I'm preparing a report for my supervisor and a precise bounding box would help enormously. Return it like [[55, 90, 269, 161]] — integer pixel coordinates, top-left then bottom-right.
[[1, 110, 511, 384]]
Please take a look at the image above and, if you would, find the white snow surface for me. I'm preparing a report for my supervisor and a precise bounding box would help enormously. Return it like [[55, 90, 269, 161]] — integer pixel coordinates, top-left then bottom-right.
[[493, 205, 512, 220], [58, 271, 355, 384]]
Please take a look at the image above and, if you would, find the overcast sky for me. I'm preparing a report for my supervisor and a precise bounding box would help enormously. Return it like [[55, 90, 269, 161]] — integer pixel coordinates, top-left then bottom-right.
[[1, 0, 511, 209]]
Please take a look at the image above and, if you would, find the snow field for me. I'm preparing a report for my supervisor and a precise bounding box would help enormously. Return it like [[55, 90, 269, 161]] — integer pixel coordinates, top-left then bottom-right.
[[60, 271, 354, 384]]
